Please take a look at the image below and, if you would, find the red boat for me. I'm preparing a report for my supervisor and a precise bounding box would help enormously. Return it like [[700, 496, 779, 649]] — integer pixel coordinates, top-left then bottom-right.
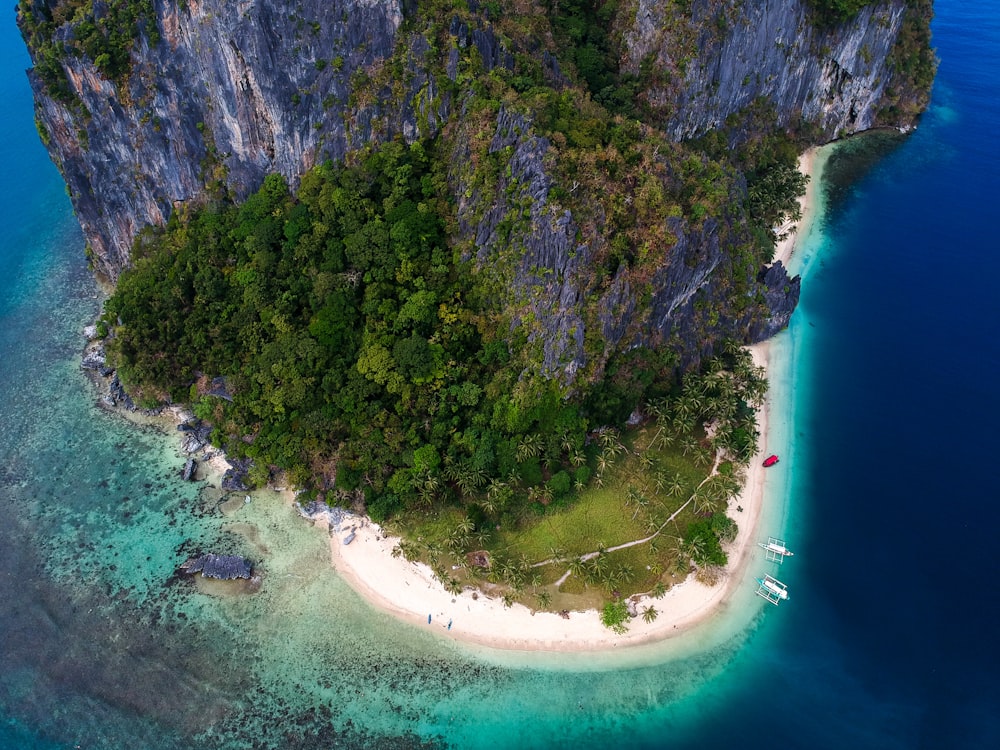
[[762, 455, 780, 468]]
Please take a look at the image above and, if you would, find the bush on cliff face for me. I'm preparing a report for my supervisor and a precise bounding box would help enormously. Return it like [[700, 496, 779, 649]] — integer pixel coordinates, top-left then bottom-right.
[[807, 0, 873, 26], [18, 0, 158, 100]]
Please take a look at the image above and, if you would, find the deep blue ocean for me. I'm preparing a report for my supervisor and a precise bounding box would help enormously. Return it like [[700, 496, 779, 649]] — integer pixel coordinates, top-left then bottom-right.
[[1, 2, 997, 748]]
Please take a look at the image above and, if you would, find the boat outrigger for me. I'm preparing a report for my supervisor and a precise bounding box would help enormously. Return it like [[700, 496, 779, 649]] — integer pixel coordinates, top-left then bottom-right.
[[755, 574, 789, 605], [758, 536, 794, 564]]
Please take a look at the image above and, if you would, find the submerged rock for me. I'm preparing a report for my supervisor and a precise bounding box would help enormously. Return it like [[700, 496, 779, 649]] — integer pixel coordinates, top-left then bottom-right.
[[180, 554, 253, 580]]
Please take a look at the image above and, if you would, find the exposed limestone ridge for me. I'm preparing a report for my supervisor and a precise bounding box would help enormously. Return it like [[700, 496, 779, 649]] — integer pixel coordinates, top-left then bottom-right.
[[23, 0, 408, 280], [462, 107, 587, 386], [625, 0, 914, 142], [453, 107, 798, 386]]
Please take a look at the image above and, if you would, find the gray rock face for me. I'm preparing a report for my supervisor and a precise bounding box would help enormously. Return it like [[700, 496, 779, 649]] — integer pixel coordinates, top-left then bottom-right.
[[463, 108, 588, 384], [26, 0, 406, 280], [625, 0, 911, 142], [457, 109, 796, 384]]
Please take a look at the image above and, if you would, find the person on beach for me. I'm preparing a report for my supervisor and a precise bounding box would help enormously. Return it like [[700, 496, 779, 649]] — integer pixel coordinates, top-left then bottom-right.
[[428, 614, 432, 624], [447, 619, 452, 631]]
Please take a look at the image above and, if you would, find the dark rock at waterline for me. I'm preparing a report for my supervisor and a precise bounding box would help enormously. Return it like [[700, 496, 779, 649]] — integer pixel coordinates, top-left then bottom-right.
[[181, 435, 206, 454], [178, 420, 213, 454], [747, 261, 801, 340], [222, 458, 254, 491], [80, 346, 107, 371], [179, 554, 253, 580], [104, 374, 136, 411], [181, 458, 197, 481]]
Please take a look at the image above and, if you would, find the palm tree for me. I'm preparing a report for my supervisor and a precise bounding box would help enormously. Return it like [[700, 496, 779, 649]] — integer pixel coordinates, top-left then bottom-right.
[[694, 445, 713, 467], [651, 581, 667, 599], [693, 488, 719, 515], [456, 466, 486, 495], [614, 563, 635, 588], [596, 454, 610, 474], [653, 471, 667, 493], [673, 411, 697, 434], [605, 440, 625, 459], [587, 553, 609, 582], [642, 605, 659, 623], [536, 590, 552, 609], [516, 433, 542, 462], [597, 428, 620, 451], [680, 435, 699, 456], [486, 477, 506, 499], [682, 535, 707, 566], [478, 493, 498, 516], [568, 556, 587, 580], [560, 433, 577, 456], [442, 457, 462, 483], [667, 475, 686, 498], [474, 528, 492, 547], [625, 485, 641, 510]]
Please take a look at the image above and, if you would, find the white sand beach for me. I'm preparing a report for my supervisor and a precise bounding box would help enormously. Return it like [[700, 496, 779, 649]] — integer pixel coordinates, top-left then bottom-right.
[[315, 148, 822, 652]]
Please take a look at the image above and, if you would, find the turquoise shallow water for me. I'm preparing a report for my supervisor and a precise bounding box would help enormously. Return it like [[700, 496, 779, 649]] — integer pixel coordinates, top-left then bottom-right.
[[2, 2, 999, 748]]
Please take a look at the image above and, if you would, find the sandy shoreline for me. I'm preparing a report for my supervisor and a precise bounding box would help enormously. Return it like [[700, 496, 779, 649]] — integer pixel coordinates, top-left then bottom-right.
[[316, 148, 822, 652]]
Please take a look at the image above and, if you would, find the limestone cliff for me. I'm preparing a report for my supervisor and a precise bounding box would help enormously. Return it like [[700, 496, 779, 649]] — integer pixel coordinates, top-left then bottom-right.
[[19, 0, 932, 386], [624, 0, 931, 141], [21, 0, 408, 278]]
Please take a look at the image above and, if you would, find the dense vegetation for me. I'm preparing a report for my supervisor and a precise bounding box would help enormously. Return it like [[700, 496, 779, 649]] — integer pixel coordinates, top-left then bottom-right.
[[391, 345, 765, 620], [96, 0, 804, 548], [106, 142, 605, 521], [547, 0, 643, 117], [807, 0, 873, 26], [103, 136, 766, 622]]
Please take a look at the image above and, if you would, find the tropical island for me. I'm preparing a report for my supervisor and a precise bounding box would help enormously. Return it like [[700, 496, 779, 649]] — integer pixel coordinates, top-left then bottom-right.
[[18, 0, 934, 639]]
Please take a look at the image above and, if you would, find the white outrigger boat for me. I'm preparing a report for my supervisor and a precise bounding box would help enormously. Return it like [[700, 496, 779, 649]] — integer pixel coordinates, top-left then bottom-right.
[[755, 574, 789, 605], [758, 536, 794, 564]]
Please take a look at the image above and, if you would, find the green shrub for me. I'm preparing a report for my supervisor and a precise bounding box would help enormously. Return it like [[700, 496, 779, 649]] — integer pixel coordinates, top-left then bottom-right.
[[600, 599, 630, 633]]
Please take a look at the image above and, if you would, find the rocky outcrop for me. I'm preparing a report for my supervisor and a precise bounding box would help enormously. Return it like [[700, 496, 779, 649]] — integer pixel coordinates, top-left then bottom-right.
[[455, 108, 798, 383], [23, 0, 407, 279], [21, 0, 927, 387], [624, 0, 919, 142], [460, 108, 587, 384], [221, 458, 254, 492], [179, 553, 252, 580]]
